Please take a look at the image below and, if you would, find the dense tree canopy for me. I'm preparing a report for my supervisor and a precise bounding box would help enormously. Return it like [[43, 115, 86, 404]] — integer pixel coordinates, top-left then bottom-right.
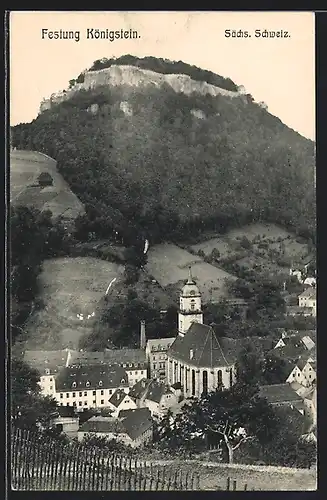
[[11, 358, 58, 431]]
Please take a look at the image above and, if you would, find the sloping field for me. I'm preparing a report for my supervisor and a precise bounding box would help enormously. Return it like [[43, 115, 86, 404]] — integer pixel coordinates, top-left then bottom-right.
[[190, 223, 310, 276], [145, 243, 236, 302], [24, 257, 123, 349], [10, 150, 85, 220], [148, 460, 317, 491]]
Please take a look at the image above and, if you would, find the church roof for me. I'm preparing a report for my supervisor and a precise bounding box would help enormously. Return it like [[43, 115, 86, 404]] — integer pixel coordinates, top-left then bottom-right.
[[167, 323, 237, 368]]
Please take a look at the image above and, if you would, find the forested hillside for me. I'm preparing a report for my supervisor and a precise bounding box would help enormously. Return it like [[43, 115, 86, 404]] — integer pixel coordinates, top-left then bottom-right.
[[12, 60, 316, 246]]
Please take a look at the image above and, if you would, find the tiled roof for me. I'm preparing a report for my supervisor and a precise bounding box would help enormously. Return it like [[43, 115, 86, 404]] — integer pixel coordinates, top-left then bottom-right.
[[24, 350, 69, 373], [129, 378, 173, 404], [146, 338, 175, 352], [297, 358, 308, 370], [104, 349, 147, 367], [69, 349, 147, 368], [259, 384, 302, 404], [299, 289, 316, 299], [144, 380, 173, 404], [271, 345, 305, 362], [119, 408, 153, 440], [129, 378, 152, 400], [79, 416, 126, 434], [55, 364, 129, 391], [167, 323, 237, 368], [109, 389, 129, 408], [79, 410, 153, 441]]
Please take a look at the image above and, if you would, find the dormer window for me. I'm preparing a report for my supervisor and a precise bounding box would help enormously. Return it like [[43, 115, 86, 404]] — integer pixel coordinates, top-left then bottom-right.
[[121, 379, 125, 384], [99, 381, 103, 386], [72, 382, 77, 388], [45, 369, 50, 375], [86, 381, 90, 387]]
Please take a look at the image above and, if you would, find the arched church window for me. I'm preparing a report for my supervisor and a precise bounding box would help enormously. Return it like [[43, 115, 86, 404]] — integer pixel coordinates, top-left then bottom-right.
[[191, 369, 195, 396], [217, 370, 222, 388], [202, 370, 208, 396]]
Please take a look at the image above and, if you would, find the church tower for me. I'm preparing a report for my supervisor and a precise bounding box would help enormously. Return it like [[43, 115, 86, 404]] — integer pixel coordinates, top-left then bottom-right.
[[178, 267, 203, 337]]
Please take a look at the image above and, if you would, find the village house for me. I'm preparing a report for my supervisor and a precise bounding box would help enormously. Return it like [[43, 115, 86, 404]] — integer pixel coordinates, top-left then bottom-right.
[[166, 268, 237, 399], [298, 288, 317, 317], [108, 388, 138, 417], [258, 384, 306, 415], [287, 357, 316, 388], [145, 337, 175, 379], [129, 378, 178, 417], [274, 330, 316, 351], [78, 408, 153, 448], [54, 364, 129, 410], [50, 406, 79, 439]]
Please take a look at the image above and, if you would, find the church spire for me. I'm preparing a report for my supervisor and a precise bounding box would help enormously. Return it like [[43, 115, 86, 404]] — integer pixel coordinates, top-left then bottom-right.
[[187, 266, 195, 284]]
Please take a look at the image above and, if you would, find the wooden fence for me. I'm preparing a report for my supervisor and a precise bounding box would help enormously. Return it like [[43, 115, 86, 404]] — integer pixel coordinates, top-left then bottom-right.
[[11, 427, 199, 491]]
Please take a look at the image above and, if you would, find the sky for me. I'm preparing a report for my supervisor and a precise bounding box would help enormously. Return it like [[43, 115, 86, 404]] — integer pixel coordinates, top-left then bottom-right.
[[10, 11, 315, 140]]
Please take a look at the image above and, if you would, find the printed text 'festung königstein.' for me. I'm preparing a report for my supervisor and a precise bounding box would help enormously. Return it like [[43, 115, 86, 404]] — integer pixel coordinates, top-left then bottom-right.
[[41, 28, 141, 42]]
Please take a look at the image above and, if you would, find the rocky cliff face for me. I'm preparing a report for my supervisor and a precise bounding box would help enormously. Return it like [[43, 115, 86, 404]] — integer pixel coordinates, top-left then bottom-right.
[[83, 65, 241, 99], [39, 64, 243, 113]]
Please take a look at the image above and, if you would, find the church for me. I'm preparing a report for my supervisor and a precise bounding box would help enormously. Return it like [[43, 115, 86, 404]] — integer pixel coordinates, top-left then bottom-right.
[[166, 268, 237, 399]]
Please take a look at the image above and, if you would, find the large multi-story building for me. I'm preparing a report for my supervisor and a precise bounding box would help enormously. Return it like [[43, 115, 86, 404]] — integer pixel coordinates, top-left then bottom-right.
[[54, 364, 129, 411]]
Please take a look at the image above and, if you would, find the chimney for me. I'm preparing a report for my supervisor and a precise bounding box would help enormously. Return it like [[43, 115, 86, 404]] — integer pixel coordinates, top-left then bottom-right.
[[66, 350, 72, 368], [140, 320, 146, 349], [190, 349, 194, 360]]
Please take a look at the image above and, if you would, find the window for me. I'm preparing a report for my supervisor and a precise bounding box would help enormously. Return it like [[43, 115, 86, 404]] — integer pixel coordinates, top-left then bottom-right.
[[67, 403, 70, 406], [191, 369, 195, 396], [292, 373, 296, 377], [99, 381, 103, 386], [84, 401, 87, 406], [72, 382, 77, 388], [93, 391, 96, 396], [121, 379, 125, 384], [191, 303, 195, 311], [84, 391, 87, 396], [72, 392, 76, 397], [45, 369, 50, 375], [79, 392, 82, 397], [86, 381, 90, 387], [101, 400, 104, 404], [141, 371, 144, 375], [217, 370, 222, 388], [101, 390, 104, 395], [49, 378, 53, 382], [60, 393, 63, 399], [203, 370, 208, 396], [93, 400, 96, 404], [60, 403, 63, 406], [50, 386, 53, 391], [73, 402, 76, 407], [153, 364, 156, 370], [109, 389, 113, 395], [66, 393, 69, 398], [79, 401, 82, 407]]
